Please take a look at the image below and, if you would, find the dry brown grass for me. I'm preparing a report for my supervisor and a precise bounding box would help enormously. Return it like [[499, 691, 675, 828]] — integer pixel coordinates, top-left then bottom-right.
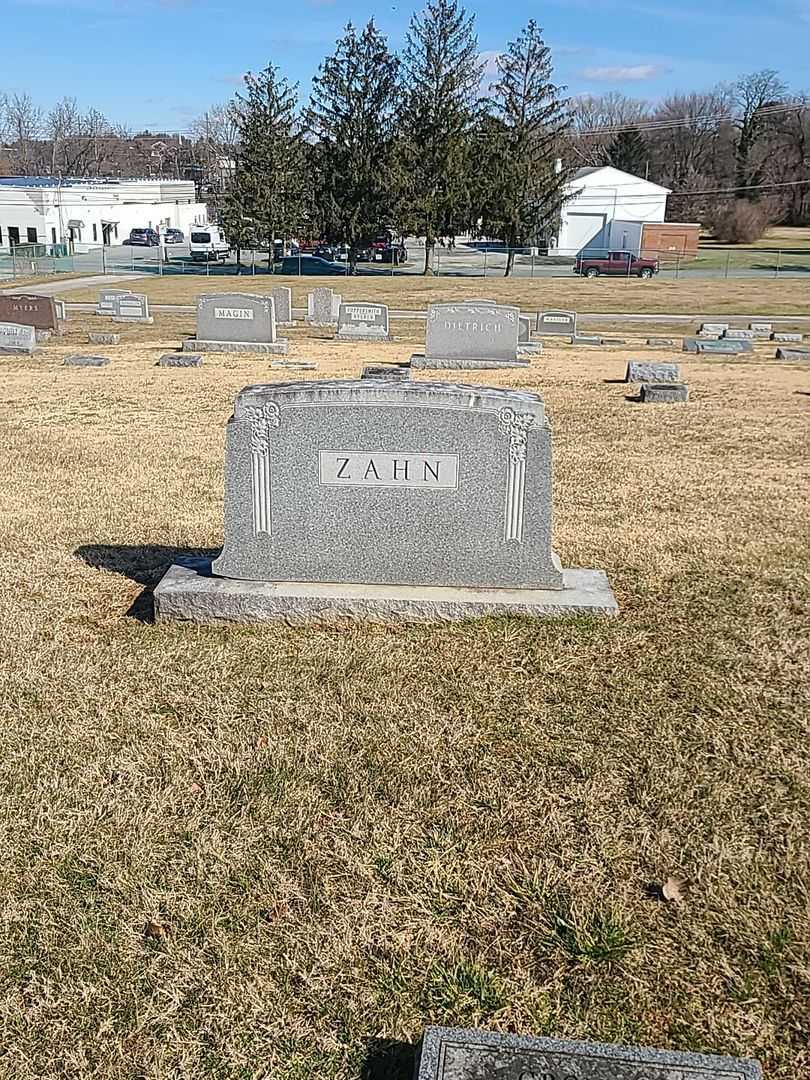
[[59, 272, 810, 317], [0, 311, 808, 1080]]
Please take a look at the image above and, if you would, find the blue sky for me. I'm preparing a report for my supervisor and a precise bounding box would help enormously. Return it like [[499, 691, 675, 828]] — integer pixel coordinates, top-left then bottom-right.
[[4, 0, 807, 131]]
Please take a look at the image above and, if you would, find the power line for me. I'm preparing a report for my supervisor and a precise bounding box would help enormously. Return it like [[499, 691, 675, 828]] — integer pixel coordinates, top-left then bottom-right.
[[572, 102, 802, 137]]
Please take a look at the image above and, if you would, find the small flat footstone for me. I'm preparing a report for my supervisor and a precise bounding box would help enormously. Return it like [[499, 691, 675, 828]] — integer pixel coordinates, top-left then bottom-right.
[[270, 359, 318, 370], [154, 559, 619, 625], [646, 337, 675, 346], [89, 332, 120, 345], [775, 347, 810, 360], [640, 382, 688, 402], [571, 334, 601, 346], [626, 361, 680, 383], [600, 337, 626, 345], [409, 354, 529, 369], [64, 355, 110, 367], [683, 338, 752, 354], [361, 364, 411, 379], [35, 329, 52, 343], [183, 338, 289, 354], [158, 354, 202, 367], [772, 332, 802, 342], [414, 1025, 762, 1080]]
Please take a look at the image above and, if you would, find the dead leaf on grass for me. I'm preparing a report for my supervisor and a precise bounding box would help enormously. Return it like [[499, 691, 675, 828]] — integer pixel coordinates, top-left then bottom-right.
[[662, 876, 688, 903], [143, 918, 169, 941]]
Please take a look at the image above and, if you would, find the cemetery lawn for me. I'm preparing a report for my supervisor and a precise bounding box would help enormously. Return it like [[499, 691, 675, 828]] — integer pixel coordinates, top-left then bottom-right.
[[59, 273, 810, 318], [0, 313, 808, 1080]]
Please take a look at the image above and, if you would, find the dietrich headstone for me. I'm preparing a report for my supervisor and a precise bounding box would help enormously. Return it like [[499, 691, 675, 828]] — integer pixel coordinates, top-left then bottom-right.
[[272, 286, 294, 327], [625, 361, 681, 383], [640, 382, 689, 402], [536, 309, 577, 337], [0, 321, 36, 354], [96, 289, 133, 317], [307, 288, 342, 327], [336, 302, 391, 341], [112, 292, 153, 323], [0, 293, 59, 332], [411, 302, 524, 369], [154, 379, 617, 624], [184, 293, 288, 354], [414, 1026, 762, 1080]]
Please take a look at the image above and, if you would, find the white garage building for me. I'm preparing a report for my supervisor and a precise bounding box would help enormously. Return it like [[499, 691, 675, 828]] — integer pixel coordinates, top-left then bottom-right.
[[0, 177, 208, 252], [554, 166, 671, 257]]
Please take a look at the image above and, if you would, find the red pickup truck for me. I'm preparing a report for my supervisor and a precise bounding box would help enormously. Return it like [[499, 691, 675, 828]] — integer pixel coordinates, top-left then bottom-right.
[[574, 251, 659, 279]]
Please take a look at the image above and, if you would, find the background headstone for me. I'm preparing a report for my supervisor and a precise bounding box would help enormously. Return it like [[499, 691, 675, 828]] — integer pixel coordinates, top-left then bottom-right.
[[54, 298, 67, 322], [724, 328, 755, 340], [683, 338, 752, 354], [272, 286, 294, 327], [0, 322, 36, 354], [186, 293, 288, 354], [773, 332, 802, 342], [625, 361, 681, 383], [412, 301, 522, 368], [96, 289, 134, 317], [89, 332, 120, 345], [640, 382, 689, 402], [112, 292, 152, 323], [336, 302, 391, 341], [0, 293, 58, 332], [308, 288, 342, 327], [414, 1026, 761, 1080], [536, 309, 577, 336], [775, 347, 810, 360], [700, 322, 729, 334]]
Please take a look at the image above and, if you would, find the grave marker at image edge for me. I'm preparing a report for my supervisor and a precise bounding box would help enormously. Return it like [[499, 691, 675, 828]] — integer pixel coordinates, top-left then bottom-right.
[[414, 1025, 762, 1080], [336, 302, 391, 341], [154, 379, 618, 623], [0, 293, 59, 332], [184, 293, 288, 354], [0, 322, 36, 354], [536, 309, 577, 337], [411, 301, 525, 369]]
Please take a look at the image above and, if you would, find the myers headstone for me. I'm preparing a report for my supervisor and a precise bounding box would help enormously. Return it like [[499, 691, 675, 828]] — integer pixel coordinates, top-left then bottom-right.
[[184, 293, 288, 354], [307, 288, 342, 327], [0, 293, 59, 332], [96, 289, 134, 317], [112, 292, 153, 323], [271, 286, 294, 328], [640, 382, 689, 403], [64, 355, 110, 367], [414, 1026, 762, 1080], [536, 309, 577, 337], [154, 379, 618, 623], [0, 322, 36, 354], [411, 302, 524, 368], [336, 302, 391, 341], [625, 361, 680, 383]]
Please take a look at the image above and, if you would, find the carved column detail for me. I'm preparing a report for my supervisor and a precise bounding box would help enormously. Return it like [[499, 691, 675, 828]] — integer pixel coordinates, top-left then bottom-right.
[[498, 407, 535, 542], [244, 402, 280, 537]]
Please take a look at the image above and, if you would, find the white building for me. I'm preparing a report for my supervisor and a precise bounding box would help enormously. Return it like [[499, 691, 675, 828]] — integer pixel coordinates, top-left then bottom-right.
[[0, 177, 208, 252], [555, 166, 671, 256]]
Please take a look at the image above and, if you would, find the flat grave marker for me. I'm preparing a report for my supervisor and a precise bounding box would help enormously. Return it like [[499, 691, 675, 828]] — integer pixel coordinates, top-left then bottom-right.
[[89, 332, 120, 345], [640, 382, 689, 403], [415, 1025, 762, 1080], [158, 354, 203, 367], [683, 338, 753, 355], [154, 378, 618, 624], [184, 293, 288, 354], [775, 347, 810, 361], [773, 332, 802, 343], [64, 354, 109, 367], [626, 361, 681, 383], [411, 301, 525, 369]]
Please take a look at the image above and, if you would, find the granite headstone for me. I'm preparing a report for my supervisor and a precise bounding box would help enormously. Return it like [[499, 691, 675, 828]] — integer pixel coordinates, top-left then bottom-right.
[[415, 1026, 762, 1080], [626, 361, 681, 383], [307, 288, 342, 327], [411, 302, 524, 368], [184, 293, 288, 354], [272, 286, 294, 328], [0, 293, 59, 332], [640, 382, 689, 402], [89, 332, 120, 345], [336, 302, 390, 341], [112, 292, 153, 323], [772, 332, 802, 343], [683, 338, 753, 355], [0, 321, 36, 354], [154, 379, 618, 623], [536, 309, 577, 337], [96, 289, 133, 317]]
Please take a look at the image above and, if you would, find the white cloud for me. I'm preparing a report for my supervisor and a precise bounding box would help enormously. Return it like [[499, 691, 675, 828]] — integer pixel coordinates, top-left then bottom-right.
[[578, 64, 669, 81]]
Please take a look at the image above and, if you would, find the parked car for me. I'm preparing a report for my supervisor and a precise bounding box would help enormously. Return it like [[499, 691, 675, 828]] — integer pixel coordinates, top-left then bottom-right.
[[276, 254, 384, 276], [574, 251, 659, 278], [189, 226, 230, 262], [162, 228, 184, 244], [126, 228, 159, 247]]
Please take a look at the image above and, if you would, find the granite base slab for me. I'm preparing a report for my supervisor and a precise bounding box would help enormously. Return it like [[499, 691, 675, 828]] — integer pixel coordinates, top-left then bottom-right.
[[154, 559, 619, 625], [336, 331, 392, 342], [409, 354, 530, 370], [182, 338, 289, 354], [112, 316, 154, 324]]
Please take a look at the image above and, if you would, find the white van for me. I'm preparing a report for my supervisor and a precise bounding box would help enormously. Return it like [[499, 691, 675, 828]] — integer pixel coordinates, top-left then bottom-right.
[[189, 225, 231, 262]]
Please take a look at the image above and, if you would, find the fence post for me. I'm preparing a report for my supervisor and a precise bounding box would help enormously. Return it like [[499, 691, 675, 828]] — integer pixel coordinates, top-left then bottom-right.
[[775, 249, 781, 279], [483, 249, 488, 277], [724, 251, 730, 279], [675, 253, 680, 280]]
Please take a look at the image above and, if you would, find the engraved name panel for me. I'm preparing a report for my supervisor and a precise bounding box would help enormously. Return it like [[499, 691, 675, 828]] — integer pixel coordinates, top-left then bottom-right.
[[319, 451, 459, 489], [215, 307, 254, 320]]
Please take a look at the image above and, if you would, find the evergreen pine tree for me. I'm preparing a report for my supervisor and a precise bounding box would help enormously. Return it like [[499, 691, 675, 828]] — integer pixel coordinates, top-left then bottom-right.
[[233, 65, 307, 267], [398, 0, 483, 274], [308, 21, 399, 269], [607, 127, 648, 176], [477, 21, 570, 275]]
